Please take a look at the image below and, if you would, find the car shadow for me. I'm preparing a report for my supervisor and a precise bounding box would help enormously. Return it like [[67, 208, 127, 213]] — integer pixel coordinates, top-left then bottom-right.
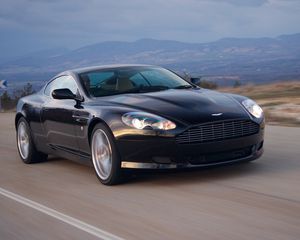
[[43, 155, 288, 187]]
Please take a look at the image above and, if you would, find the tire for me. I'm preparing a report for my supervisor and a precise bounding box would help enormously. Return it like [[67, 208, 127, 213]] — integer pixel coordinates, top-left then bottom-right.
[[16, 117, 48, 164], [91, 123, 122, 185]]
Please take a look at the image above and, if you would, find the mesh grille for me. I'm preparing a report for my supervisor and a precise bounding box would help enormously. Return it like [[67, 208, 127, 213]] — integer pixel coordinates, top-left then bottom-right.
[[176, 120, 259, 144]]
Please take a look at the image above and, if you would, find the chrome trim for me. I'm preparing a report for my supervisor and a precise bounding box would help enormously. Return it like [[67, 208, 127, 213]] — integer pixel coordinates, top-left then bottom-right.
[[211, 113, 223, 116], [121, 162, 179, 169]]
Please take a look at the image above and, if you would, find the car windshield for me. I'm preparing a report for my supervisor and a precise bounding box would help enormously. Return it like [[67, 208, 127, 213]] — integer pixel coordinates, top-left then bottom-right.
[[79, 67, 193, 97]]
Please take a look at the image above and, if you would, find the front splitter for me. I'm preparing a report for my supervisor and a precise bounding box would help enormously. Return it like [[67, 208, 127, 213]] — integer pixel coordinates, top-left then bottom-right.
[[121, 149, 263, 169]]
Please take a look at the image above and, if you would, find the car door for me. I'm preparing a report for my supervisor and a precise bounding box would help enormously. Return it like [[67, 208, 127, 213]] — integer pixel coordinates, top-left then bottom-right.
[[41, 75, 80, 155]]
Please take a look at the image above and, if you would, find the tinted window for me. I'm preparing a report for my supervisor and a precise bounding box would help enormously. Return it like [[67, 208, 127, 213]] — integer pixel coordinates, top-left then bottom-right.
[[44, 75, 78, 97], [79, 67, 191, 97], [129, 72, 149, 87]]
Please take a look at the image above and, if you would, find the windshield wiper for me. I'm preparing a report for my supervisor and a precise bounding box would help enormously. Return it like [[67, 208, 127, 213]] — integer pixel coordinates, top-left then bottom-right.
[[141, 85, 170, 91], [118, 88, 141, 94], [173, 85, 193, 89], [117, 85, 169, 95]]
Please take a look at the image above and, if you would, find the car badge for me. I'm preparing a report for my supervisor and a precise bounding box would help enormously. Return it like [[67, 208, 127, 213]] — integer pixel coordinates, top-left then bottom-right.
[[211, 113, 223, 116]]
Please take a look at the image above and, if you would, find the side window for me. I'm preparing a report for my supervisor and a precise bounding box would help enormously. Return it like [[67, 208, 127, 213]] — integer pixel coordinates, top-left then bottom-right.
[[88, 72, 115, 88], [62, 76, 78, 95], [44, 76, 78, 97], [80, 71, 117, 96], [44, 80, 57, 96]]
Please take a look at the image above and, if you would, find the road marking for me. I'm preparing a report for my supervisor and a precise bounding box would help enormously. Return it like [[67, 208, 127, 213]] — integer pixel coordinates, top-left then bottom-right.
[[0, 187, 124, 240]]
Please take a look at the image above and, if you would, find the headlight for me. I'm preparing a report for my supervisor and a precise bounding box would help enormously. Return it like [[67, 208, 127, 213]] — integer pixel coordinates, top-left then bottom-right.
[[122, 112, 176, 130], [242, 99, 263, 118]]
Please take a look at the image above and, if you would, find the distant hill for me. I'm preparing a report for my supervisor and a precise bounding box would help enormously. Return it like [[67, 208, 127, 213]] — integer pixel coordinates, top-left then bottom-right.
[[1, 33, 300, 88]]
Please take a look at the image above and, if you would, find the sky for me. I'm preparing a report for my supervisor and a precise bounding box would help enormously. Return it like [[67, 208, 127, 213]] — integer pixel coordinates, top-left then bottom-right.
[[1, 0, 300, 61]]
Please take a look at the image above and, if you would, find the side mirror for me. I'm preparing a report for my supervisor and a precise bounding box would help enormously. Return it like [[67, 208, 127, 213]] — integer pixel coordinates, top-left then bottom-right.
[[190, 77, 201, 85], [52, 88, 75, 100]]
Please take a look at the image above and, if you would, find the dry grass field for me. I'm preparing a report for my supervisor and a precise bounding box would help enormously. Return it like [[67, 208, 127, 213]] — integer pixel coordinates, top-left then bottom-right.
[[219, 81, 300, 127]]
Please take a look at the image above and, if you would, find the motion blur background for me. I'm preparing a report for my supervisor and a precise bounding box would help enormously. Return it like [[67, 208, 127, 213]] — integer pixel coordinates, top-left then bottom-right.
[[1, 1, 300, 240], [0, 0, 299, 123]]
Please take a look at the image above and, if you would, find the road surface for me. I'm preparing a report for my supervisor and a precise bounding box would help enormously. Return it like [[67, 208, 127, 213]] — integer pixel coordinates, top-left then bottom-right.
[[0, 112, 299, 240]]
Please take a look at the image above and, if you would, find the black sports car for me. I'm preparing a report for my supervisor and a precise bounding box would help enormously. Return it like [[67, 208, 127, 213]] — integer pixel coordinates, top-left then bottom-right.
[[15, 65, 264, 185]]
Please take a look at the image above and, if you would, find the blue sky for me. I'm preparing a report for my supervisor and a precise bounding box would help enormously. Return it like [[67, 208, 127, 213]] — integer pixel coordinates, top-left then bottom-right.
[[1, 0, 300, 61]]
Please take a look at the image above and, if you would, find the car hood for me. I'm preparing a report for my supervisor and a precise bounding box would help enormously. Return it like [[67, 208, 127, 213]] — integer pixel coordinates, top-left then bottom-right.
[[97, 89, 249, 125]]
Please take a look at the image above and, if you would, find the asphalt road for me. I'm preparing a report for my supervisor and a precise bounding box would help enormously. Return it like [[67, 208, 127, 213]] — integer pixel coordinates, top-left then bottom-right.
[[0, 112, 299, 240]]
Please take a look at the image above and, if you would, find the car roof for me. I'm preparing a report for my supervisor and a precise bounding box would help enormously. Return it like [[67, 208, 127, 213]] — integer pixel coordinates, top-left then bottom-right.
[[60, 64, 157, 75]]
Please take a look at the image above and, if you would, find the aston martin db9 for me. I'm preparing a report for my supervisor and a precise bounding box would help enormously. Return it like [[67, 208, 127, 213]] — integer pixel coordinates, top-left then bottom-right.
[[15, 65, 264, 185]]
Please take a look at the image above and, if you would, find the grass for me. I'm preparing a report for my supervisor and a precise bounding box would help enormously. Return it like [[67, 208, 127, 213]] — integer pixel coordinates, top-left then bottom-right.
[[219, 81, 300, 127]]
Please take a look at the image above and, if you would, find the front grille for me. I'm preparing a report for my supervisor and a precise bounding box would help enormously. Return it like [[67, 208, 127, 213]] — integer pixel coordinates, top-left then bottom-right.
[[176, 119, 259, 144]]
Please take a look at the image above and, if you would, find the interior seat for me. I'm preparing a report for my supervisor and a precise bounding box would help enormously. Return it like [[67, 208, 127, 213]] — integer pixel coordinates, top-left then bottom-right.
[[116, 77, 134, 91]]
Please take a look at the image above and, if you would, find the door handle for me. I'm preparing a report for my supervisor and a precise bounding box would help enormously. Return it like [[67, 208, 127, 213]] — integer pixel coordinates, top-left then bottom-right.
[[75, 118, 87, 123], [72, 114, 89, 123]]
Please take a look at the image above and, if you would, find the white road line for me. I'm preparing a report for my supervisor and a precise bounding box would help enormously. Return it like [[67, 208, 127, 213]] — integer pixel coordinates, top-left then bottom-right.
[[0, 187, 124, 240]]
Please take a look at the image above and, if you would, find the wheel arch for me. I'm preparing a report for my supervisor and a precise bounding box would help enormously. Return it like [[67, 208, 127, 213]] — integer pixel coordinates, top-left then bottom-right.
[[88, 117, 110, 146], [15, 112, 27, 129], [87, 116, 123, 185]]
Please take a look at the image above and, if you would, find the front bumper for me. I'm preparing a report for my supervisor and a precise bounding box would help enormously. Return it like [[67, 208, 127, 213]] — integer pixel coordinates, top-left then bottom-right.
[[121, 148, 263, 169], [116, 125, 264, 169]]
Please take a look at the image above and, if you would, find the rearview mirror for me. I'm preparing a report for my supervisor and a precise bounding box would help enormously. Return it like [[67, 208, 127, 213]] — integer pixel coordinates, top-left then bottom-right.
[[190, 77, 201, 85], [52, 88, 75, 100]]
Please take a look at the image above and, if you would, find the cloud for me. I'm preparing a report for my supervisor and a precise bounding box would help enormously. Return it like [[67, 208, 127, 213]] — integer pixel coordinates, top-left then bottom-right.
[[208, 0, 268, 7], [0, 0, 300, 60]]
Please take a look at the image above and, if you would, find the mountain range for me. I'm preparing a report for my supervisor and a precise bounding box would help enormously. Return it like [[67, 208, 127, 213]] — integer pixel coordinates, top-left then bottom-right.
[[1, 33, 300, 88]]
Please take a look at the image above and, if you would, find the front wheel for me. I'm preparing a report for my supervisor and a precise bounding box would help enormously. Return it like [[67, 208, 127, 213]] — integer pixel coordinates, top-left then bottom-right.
[[91, 123, 122, 185], [17, 117, 48, 164]]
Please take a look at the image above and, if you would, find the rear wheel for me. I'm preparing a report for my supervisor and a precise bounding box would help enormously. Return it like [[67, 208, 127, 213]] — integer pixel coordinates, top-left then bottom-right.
[[17, 117, 47, 164], [91, 123, 122, 185]]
